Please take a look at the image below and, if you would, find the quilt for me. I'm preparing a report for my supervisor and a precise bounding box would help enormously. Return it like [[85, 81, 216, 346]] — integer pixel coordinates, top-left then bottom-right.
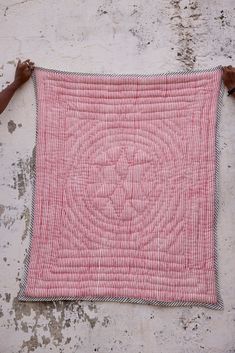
[[19, 66, 223, 309]]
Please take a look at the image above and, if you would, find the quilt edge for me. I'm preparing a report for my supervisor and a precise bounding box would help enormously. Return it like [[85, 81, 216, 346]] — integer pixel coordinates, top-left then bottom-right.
[[33, 64, 223, 78]]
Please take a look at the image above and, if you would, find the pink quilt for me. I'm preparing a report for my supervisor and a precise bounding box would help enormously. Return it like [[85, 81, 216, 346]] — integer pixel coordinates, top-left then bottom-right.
[[20, 67, 223, 308]]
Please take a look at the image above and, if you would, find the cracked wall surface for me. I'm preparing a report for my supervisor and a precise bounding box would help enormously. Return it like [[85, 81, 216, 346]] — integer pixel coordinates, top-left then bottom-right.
[[0, 0, 235, 352]]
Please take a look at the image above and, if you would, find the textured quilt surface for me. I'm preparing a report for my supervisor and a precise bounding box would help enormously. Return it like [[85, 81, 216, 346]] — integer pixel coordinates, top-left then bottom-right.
[[20, 67, 223, 308]]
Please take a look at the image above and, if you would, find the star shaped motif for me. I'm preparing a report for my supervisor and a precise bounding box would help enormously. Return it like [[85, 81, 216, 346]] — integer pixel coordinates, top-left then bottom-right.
[[87, 146, 156, 220]]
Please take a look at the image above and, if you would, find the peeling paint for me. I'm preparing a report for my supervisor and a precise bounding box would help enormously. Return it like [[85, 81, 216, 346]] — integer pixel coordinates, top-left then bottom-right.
[[0, 308, 3, 318], [4, 0, 34, 17], [10, 298, 101, 351], [65, 337, 71, 345], [21, 207, 30, 241], [169, 0, 200, 68], [5, 293, 11, 303], [42, 335, 50, 345], [8, 120, 17, 134], [88, 302, 97, 312], [7, 60, 16, 66], [101, 316, 111, 327], [0, 205, 18, 229], [16, 153, 35, 199], [17, 171, 26, 199], [128, 4, 155, 53], [21, 321, 29, 333], [97, 6, 108, 16], [0, 204, 5, 217], [21, 333, 42, 353]]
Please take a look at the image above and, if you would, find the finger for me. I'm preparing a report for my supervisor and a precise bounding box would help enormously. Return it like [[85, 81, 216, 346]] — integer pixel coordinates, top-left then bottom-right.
[[23, 60, 32, 68], [21, 60, 31, 69], [21, 63, 28, 69], [17, 59, 21, 68], [226, 66, 235, 73]]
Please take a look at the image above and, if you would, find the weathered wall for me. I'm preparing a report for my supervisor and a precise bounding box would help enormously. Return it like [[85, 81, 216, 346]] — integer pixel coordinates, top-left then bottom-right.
[[0, 1, 235, 352]]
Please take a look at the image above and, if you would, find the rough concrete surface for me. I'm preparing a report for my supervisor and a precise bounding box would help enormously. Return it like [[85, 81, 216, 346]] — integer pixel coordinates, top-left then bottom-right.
[[0, 0, 235, 352]]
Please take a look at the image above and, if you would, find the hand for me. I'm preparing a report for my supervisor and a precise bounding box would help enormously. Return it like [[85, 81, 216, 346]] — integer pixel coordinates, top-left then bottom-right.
[[14, 59, 34, 88], [222, 65, 235, 91]]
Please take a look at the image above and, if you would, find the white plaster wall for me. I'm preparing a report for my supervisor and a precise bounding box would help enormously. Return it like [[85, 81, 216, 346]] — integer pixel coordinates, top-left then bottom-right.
[[0, 0, 235, 352]]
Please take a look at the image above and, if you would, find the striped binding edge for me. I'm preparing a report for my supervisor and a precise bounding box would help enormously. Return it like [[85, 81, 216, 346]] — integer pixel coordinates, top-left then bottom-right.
[[18, 65, 224, 310]]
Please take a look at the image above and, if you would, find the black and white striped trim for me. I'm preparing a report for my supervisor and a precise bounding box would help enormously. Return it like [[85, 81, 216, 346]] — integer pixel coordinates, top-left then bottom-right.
[[18, 66, 224, 310]]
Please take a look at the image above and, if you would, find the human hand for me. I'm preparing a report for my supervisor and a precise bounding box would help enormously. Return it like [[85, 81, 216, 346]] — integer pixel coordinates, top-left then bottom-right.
[[14, 59, 34, 88], [222, 66, 235, 97]]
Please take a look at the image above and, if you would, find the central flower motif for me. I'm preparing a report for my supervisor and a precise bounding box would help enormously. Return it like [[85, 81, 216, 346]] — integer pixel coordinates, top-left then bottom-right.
[[86, 146, 156, 221]]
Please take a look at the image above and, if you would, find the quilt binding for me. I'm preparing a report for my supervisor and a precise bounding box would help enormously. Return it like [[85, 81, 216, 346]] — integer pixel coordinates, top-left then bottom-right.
[[18, 66, 224, 310]]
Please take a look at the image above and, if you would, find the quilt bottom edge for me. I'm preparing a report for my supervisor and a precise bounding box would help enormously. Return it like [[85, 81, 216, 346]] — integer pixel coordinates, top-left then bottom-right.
[[17, 293, 224, 310]]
